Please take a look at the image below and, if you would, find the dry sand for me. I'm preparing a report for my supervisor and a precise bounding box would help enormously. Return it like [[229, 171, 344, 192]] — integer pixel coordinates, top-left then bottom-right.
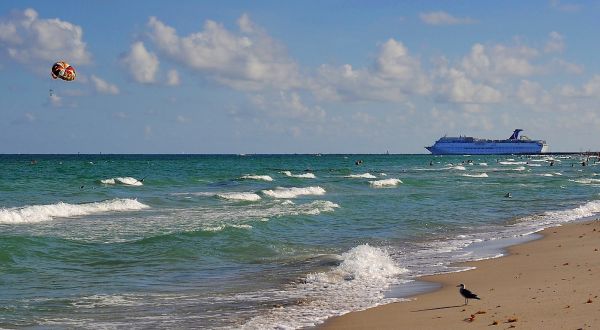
[[321, 220, 600, 329]]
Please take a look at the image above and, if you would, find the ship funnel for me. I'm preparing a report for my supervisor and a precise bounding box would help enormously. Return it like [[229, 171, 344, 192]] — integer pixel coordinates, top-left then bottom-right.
[[509, 129, 523, 140]]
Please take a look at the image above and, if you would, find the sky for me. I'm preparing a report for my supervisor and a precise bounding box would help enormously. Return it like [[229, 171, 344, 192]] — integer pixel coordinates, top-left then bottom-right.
[[1, 0, 599, 154]]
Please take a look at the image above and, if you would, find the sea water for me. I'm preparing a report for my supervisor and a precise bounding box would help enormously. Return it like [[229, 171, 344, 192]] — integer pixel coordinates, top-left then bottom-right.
[[1, 154, 599, 328]]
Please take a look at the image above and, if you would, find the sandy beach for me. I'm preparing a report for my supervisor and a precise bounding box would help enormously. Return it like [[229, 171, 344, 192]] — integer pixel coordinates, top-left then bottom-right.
[[321, 220, 600, 329]]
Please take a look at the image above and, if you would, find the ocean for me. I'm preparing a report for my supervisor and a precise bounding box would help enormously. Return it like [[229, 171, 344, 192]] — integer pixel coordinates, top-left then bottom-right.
[[1, 154, 599, 328]]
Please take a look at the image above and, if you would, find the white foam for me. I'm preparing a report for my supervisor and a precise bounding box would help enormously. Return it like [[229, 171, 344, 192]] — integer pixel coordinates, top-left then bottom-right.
[[243, 244, 407, 329], [307, 244, 407, 283], [499, 161, 527, 165], [262, 186, 326, 198], [0, 199, 149, 224], [462, 173, 488, 178], [540, 173, 554, 177], [478, 162, 488, 166], [526, 163, 542, 167], [282, 171, 316, 179], [449, 165, 466, 171], [216, 192, 262, 202], [345, 173, 377, 179], [570, 178, 600, 184], [241, 175, 274, 182], [369, 178, 402, 187], [101, 177, 143, 186], [513, 166, 526, 171]]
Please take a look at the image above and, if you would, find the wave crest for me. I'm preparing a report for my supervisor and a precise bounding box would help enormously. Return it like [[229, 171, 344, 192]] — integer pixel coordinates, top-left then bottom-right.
[[345, 173, 377, 179], [100, 177, 143, 186], [369, 179, 402, 187], [0, 199, 149, 224], [282, 171, 316, 179], [262, 186, 326, 198], [216, 192, 262, 202], [241, 175, 273, 182]]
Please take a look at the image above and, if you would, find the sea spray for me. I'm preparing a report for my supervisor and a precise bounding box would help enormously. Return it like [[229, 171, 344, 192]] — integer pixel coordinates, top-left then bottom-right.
[[243, 244, 407, 329]]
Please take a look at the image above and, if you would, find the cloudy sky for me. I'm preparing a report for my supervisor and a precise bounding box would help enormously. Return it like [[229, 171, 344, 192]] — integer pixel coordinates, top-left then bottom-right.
[[1, 0, 599, 153]]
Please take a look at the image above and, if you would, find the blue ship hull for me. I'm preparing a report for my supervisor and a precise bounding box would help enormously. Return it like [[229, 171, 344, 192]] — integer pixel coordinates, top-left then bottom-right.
[[426, 129, 548, 155]]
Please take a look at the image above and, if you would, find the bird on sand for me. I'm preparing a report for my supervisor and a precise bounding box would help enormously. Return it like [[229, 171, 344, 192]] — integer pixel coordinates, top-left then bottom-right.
[[457, 283, 481, 305]]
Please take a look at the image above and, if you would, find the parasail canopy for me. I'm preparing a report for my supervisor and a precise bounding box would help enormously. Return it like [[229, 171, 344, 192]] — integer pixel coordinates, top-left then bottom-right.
[[51, 61, 76, 81]]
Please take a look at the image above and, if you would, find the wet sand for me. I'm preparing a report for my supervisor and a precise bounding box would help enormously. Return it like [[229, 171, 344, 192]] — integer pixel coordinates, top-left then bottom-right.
[[321, 220, 600, 329]]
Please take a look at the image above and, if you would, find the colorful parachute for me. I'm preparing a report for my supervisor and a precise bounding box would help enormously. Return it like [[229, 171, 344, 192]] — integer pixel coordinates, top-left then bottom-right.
[[51, 61, 76, 81]]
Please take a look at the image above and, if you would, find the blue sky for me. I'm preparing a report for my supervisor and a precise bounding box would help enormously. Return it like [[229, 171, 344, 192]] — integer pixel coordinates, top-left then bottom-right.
[[1, 0, 599, 153]]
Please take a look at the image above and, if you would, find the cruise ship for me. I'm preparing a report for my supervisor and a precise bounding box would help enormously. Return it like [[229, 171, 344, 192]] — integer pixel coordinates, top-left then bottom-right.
[[426, 129, 549, 155]]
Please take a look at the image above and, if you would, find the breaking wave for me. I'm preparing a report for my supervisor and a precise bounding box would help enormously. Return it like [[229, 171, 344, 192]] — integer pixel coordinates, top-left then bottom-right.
[[216, 192, 262, 202], [281, 171, 316, 179], [462, 173, 489, 178], [241, 175, 274, 182], [243, 244, 407, 329], [100, 177, 143, 186], [369, 179, 402, 188], [345, 173, 377, 179], [261, 186, 326, 199], [0, 199, 149, 224]]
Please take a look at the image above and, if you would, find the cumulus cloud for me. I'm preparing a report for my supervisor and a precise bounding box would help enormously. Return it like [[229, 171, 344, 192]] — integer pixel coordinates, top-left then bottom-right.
[[120, 41, 159, 83], [461, 43, 538, 82], [544, 31, 565, 53], [90, 75, 119, 94], [314, 39, 431, 102], [420, 11, 477, 25], [560, 75, 600, 98], [436, 65, 503, 103], [145, 14, 302, 91], [250, 91, 325, 121], [0, 8, 91, 69], [516, 80, 552, 105], [166, 69, 180, 86]]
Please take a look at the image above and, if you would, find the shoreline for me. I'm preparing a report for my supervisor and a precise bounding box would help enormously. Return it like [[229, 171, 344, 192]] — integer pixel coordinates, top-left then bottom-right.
[[320, 220, 600, 329]]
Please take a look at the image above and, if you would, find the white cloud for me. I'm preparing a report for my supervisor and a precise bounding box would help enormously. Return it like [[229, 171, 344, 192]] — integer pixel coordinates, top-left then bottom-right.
[[544, 31, 565, 53], [419, 11, 477, 25], [24, 112, 36, 122], [48, 93, 62, 107], [516, 80, 552, 105], [550, 0, 582, 12], [548, 58, 583, 75], [461, 43, 538, 82], [251, 91, 325, 121], [176, 115, 188, 123], [0, 8, 91, 68], [90, 75, 119, 94], [166, 69, 180, 86], [436, 65, 502, 103], [120, 41, 159, 83], [314, 39, 431, 102], [146, 14, 302, 91], [560, 75, 600, 98]]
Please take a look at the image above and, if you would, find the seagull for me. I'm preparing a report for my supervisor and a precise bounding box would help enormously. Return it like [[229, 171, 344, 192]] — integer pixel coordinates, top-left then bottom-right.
[[457, 283, 481, 305]]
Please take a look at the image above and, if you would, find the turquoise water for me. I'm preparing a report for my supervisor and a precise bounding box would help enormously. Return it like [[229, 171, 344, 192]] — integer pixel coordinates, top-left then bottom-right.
[[1, 154, 599, 328]]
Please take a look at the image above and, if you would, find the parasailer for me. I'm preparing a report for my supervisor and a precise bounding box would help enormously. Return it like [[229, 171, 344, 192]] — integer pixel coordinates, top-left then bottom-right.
[[51, 61, 76, 81]]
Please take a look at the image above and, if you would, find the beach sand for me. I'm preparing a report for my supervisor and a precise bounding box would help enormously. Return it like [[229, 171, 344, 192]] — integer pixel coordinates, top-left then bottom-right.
[[321, 220, 600, 329]]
